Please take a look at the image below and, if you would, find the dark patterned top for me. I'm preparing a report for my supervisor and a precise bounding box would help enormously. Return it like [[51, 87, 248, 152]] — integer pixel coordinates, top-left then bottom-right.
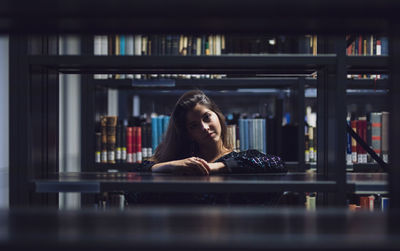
[[139, 149, 287, 174], [215, 149, 287, 173], [124, 150, 287, 206]]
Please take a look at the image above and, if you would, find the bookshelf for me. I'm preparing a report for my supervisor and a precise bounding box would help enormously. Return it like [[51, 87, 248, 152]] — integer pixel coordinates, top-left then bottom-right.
[[7, 2, 400, 212], [9, 35, 391, 209]]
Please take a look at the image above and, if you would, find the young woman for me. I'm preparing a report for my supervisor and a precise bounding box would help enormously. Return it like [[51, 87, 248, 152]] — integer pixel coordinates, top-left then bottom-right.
[[141, 89, 287, 175]]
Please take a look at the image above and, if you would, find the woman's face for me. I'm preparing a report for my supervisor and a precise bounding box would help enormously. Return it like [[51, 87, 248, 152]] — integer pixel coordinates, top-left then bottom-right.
[[185, 104, 222, 146]]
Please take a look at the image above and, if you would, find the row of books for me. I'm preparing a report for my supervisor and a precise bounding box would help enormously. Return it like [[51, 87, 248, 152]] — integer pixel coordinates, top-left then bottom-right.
[[95, 73, 227, 80], [96, 115, 169, 164], [346, 35, 388, 79], [94, 34, 317, 57], [305, 126, 317, 163], [238, 118, 267, 154], [305, 106, 317, 164], [347, 112, 389, 165], [346, 35, 388, 56], [96, 114, 280, 164], [94, 34, 226, 58], [348, 195, 389, 212]]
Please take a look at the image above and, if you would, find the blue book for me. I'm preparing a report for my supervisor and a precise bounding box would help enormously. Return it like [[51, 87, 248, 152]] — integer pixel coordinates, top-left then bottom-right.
[[157, 116, 163, 146], [120, 35, 126, 55], [381, 197, 389, 211], [381, 37, 389, 55], [243, 119, 249, 150], [248, 119, 254, 150], [239, 119, 245, 151], [262, 119, 266, 154], [162, 116, 170, 140], [151, 117, 158, 151]]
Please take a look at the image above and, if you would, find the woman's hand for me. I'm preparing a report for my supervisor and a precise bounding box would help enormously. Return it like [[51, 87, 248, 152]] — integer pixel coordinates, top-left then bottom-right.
[[208, 162, 228, 174], [151, 157, 211, 175]]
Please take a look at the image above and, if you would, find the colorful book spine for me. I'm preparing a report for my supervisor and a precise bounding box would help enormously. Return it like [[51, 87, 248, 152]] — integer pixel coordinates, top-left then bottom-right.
[[95, 132, 101, 163], [262, 119, 266, 154], [346, 116, 352, 165], [132, 126, 137, 163], [121, 120, 127, 162], [370, 112, 382, 159], [151, 116, 158, 152], [115, 120, 122, 163], [381, 112, 389, 163], [351, 120, 358, 163], [136, 126, 142, 163], [106, 116, 117, 164], [126, 127, 133, 163], [239, 119, 245, 151], [100, 116, 108, 163]]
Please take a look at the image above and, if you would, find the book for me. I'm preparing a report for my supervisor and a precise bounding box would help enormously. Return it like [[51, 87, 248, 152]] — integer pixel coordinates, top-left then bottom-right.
[[115, 120, 122, 163], [100, 116, 108, 163], [370, 112, 382, 158], [381, 111, 389, 163], [106, 116, 117, 164], [126, 127, 133, 163], [95, 132, 101, 163]]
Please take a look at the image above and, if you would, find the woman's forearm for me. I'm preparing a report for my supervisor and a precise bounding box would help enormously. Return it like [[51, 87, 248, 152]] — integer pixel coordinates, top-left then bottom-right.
[[151, 161, 173, 173]]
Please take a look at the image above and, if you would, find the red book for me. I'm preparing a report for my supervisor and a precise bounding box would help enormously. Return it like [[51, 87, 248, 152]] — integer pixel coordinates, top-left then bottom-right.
[[137, 127, 142, 163], [360, 196, 369, 210], [132, 127, 138, 163], [126, 127, 133, 163]]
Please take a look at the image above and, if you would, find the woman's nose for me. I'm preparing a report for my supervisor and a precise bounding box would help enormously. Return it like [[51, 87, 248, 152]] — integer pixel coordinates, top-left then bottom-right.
[[201, 122, 210, 131]]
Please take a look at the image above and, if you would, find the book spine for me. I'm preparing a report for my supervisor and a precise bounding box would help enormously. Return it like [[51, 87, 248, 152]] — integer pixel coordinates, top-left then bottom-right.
[[351, 120, 358, 163], [126, 127, 133, 163], [121, 122, 127, 162], [356, 119, 362, 163], [163, 116, 170, 141], [151, 116, 158, 152], [94, 35, 102, 79], [239, 119, 244, 151], [106, 116, 117, 164], [308, 126, 315, 162], [133, 126, 138, 163], [381, 111, 389, 163], [157, 116, 163, 146], [248, 119, 253, 150], [305, 134, 310, 163], [137, 126, 142, 163], [262, 119, 266, 154], [147, 122, 153, 158], [100, 116, 108, 163], [116, 121, 122, 163], [381, 197, 389, 211], [126, 35, 134, 79], [95, 132, 101, 163], [370, 112, 382, 160], [346, 116, 352, 165]]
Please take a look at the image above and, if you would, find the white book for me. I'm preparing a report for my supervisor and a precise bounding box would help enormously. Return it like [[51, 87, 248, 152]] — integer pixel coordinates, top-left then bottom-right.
[[196, 37, 202, 56], [215, 35, 221, 56], [208, 35, 213, 55], [134, 35, 142, 79], [94, 35, 102, 79], [126, 35, 134, 79], [100, 36, 108, 79]]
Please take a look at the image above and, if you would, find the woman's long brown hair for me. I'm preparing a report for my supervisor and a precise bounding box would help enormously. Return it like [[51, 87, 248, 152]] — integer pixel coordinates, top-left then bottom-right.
[[151, 90, 232, 163]]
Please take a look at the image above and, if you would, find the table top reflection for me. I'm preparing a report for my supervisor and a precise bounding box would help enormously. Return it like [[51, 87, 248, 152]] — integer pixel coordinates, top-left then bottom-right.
[[33, 172, 362, 193]]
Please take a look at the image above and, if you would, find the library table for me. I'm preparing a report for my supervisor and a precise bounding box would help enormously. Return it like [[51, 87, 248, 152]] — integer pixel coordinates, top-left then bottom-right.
[[34, 172, 354, 194]]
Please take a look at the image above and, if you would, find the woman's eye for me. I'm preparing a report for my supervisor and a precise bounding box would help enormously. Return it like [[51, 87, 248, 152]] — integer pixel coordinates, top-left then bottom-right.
[[204, 113, 211, 121]]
